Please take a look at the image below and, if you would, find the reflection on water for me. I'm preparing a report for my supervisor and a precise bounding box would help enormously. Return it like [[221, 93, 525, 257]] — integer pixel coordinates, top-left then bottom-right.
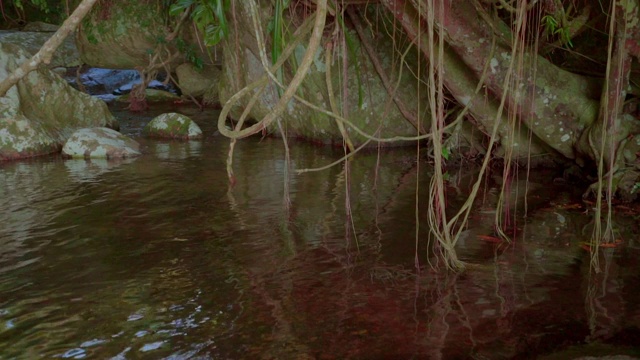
[[1, 105, 640, 359]]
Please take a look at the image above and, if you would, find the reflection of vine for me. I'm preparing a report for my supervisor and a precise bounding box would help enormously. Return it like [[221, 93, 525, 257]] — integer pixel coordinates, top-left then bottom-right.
[[585, 249, 622, 342], [218, 0, 442, 183], [453, 279, 478, 349], [424, 273, 456, 359], [369, 265, 413, 284], [218, 3, 318, 183]]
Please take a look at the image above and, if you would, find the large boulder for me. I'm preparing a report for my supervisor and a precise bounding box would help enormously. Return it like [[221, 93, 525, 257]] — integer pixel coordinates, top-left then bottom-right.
[[76, 2, 177, 69], [74, 2, 222, 107], [70, 68, 139, 95], [143, 113, 202, 140], [76, 2, 221, 69], [64, 68, 180, 104], [22, 22, 59, 32], [0, 42, 118, 160], [0, 31, 80, 68], [62, 127, 140, 159], [218, 3, 429, 146], [175, 62, 221, 103]]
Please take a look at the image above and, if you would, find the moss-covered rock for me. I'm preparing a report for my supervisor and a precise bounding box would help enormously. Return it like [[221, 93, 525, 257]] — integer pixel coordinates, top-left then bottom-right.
[[0, 102, 61, 160], [0, 31, 80, 68], [176, 62, 221, 103], [62, 127, 140, 159], [76, 1, 174, 69], [74, 2, 222, 106], [143, 113, 202, 140], [218, 3, 429, 146], [0, 42, 118, 161], [22, 22, 59, 32]]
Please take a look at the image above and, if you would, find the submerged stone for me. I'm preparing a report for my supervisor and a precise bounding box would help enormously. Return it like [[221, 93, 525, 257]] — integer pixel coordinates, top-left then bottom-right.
[[62, 128, 141, 159], [65, 157, 137, 183], [143, 113, 202, 140]]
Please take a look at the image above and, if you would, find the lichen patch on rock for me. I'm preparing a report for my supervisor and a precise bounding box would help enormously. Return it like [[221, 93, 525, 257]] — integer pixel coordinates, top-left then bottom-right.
[[62, 128, 140, 159], [143, 113, 203, 140]]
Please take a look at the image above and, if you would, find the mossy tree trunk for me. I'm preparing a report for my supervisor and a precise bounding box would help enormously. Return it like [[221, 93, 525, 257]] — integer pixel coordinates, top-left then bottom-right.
[[380, 0, 640, 199]]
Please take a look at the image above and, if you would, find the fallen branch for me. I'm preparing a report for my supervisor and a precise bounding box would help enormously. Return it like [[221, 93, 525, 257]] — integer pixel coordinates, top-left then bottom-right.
[[0, 0, 100, 97]]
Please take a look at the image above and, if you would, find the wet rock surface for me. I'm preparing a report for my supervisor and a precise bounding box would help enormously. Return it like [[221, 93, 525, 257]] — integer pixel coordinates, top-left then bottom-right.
[[0, 43, 117, 161], [143, 113, 202, 140], [175, 63, 220, 102], [62, 127, 140, 159]]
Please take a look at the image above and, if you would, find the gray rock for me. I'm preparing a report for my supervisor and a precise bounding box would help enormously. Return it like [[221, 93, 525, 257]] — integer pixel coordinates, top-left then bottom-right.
[[22, 22, 59, 32], [62, 128, 140, 159], [75, 2, 178, 69], [0, 102, 60, 160], [75, 3, 220, 71], [74, 68, 139, 95], [0, 42, 118, 161], [143, 113, 202, 140], [0, 31, 80, 68], [176, 63, 221, 101], [218, 3, 429, 146]]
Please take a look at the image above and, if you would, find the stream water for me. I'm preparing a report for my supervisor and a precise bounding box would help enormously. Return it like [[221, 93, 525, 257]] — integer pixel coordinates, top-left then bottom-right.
[[1, 104, 640, 359]]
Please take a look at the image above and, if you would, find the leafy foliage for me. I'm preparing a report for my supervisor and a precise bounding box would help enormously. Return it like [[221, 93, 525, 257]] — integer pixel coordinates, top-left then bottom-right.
[[169, 0, 230, 47], [176, 38, 204, 69], [541, 14, 573, 48], [268, 0, 290, 65], [11, 0, 51, 13], [6, 0, 67, 24], [267, 0, 290, 95]]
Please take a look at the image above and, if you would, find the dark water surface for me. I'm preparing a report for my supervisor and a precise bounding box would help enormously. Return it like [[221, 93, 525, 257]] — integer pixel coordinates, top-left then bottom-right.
[[1, 104, 640, 359]]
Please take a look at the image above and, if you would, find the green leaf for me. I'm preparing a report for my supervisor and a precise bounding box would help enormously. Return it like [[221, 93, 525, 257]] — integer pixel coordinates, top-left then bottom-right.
[[338, 15, 364, 108], [87, 34, 98, 45], [194, 57, 203, 70], [168, 0, 229, 46], [271, 0, 285, 63], [541, 15, 558, 36], [169, 0, 194, 16], [204, 25, 225, 46], [441, 147, 450, 161]]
